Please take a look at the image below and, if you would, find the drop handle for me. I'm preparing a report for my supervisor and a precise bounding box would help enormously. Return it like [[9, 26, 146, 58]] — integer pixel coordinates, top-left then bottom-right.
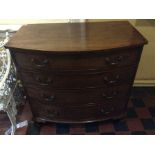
[[36, 77, 52, 86], [31, 58, 49, 67], [102, 91, 117, 99], [105, 56, 123, 66], [42, 94, 55, 102], [104, 75, 120, 84], [100, 109, 110, 114]]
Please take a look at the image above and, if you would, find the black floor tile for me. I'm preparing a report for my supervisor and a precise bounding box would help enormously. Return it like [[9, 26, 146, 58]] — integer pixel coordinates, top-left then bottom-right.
[[146, 87, 155, 95], [114, 121, 128, 131], [27, 122, 41, 135], [85, 122, 99, 133], [132, 87, 148, 97], [132, 98, 145, 107], [148, 107, 155, 117], [127, 107, 137, 118], [141, 119, 155, 130], [56, 123, 70, 134]]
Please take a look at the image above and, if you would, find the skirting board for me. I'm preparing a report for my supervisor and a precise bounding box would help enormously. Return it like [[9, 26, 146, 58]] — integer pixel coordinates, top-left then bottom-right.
[[134, 80, 155, 87]]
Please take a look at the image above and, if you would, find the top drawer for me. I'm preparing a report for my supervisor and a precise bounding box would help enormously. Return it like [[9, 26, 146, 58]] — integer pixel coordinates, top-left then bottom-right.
[[12, 48, 141, 72]]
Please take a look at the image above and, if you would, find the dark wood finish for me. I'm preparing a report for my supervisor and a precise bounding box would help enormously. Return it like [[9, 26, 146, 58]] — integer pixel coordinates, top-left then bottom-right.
[[12, 47, 140, 72], [31, 101, 126, 123], [26, 85, 130, 106], [6, 21, 148, 123], [5, 21, 147, 52], [20, 67, 135, 89]]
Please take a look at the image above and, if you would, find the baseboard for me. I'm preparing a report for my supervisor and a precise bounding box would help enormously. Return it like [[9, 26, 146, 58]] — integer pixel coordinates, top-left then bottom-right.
[[134, 80, 155, 87]]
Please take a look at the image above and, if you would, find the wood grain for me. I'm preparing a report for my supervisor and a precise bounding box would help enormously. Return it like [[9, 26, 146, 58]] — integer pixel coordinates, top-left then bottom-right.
[[5, 21, 147, 52]]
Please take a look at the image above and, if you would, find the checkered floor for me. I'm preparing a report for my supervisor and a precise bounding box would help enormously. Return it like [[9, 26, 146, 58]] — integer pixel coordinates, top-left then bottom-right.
[[27, 87, 155, 135]]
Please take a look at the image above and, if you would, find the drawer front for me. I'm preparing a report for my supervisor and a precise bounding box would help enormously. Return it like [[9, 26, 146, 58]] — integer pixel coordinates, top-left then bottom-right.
[[13, 48, 140, 72], [30, 102, 124, 122], [20, 67, 135, 89], [27, 85, 130, 106]]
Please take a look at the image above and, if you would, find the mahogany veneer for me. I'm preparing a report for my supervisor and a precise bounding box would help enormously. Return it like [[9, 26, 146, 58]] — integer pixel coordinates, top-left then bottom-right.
[[5, 21, 148, 123]]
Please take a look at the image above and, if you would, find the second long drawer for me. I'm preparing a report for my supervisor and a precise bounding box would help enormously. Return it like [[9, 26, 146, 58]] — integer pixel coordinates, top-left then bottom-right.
[[20, 67, 135, 89]]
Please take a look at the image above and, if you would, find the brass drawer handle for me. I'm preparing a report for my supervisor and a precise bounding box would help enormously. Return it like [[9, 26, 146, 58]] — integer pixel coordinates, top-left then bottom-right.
[[101, 106, 114, 114], [36, 77, 52, 86], [102, 91, 117, 99], [31, 58, 49, 67], [105, 56, 123, 66], [104, 75, 120, 84], [42, 94, 55, 102], [100, 109, 110, 114]]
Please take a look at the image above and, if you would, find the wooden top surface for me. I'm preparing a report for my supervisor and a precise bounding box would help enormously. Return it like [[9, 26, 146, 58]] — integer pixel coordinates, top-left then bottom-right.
[[5, 21, 148, 52]]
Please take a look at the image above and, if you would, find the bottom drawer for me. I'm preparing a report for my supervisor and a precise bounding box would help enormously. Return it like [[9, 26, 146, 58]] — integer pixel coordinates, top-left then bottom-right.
[[30, 99, 127, 123]]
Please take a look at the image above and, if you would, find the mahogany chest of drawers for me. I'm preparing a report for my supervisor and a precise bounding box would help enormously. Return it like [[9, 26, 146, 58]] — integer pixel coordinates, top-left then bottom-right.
[[5, 21, 148, 123]]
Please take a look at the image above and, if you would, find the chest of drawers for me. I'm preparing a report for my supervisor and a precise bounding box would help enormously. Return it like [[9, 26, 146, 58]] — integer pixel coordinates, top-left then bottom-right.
[[5, 21, 148, 123]]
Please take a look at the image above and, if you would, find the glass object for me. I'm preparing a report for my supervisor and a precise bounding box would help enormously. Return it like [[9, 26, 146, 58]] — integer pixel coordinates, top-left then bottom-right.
[[0, 30, 26, 135]]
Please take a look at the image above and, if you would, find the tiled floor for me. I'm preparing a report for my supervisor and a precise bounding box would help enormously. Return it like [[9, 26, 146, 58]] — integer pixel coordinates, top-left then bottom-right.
[[0, 87, 155, 135], [27, 87, 155, 135]]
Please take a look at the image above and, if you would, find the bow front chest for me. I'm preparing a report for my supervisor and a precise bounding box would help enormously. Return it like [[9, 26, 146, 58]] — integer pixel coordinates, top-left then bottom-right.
[[5, 21, 147, 123]]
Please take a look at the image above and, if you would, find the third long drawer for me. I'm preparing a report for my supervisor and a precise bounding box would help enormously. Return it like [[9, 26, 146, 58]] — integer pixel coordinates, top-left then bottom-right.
[[26, 84, 130, 107]]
